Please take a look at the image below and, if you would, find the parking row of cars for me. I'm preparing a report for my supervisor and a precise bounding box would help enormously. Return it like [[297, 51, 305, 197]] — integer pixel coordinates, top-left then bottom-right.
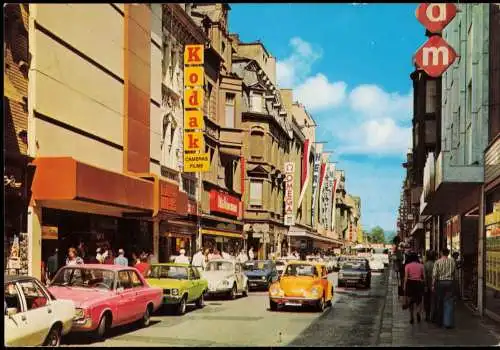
[[4, 259, 281, 346]]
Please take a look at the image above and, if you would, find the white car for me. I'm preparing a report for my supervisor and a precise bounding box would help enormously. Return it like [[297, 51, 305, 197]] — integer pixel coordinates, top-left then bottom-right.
[[201, 259, 249, 299], [275, 258, 295, 276], [5, 275, 75, 346], [369, 258, 385, 272]]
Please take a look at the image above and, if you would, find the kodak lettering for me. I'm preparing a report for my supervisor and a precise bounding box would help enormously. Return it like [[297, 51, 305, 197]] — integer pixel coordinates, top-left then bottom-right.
[[187, 47, 201, 63], [187, 134, 200, 149]]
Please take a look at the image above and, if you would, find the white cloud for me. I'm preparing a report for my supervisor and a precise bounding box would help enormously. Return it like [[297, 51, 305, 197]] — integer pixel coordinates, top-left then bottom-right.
[[295, 74, 347, 111], [335, 118, 411, 156], [276, 37, 322, 88], [349, 84, 412, 121]]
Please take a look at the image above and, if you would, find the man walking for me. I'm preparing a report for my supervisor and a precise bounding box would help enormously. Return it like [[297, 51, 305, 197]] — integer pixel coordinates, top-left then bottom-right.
[[432, 248, 456, 328], [114, 249, 129, 267], [174, 249, 190, 264], [47, 248, 59, 280], [192, 248, 206, 270], [423, 250, 436, 322]]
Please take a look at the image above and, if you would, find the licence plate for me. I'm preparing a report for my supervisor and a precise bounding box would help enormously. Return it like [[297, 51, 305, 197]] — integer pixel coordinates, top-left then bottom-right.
[[250, 283, 257, 287], [285, 302, 302, 306]]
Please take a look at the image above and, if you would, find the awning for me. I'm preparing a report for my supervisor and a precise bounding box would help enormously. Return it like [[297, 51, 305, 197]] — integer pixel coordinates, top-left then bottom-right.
[[201, 228, 242, 239], [287, 228, 343, 245], [411, 223, 424, 236]]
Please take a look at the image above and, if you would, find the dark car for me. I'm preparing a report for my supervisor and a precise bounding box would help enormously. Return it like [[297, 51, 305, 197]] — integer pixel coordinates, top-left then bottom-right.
[[243, 260, 279, 290], [337, 259, 371, 289]]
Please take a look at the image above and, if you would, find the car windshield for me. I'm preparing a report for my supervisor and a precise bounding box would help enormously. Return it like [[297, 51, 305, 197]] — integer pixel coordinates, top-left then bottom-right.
[[244, 261, 271, 271], [342, 262, 365, 270], [149, 265, 188, 280], [51, 268, 115, 290], [283, 264, 317, 277], [276, 261, 286, 266], [372, 248, 389, 254], [206, 261, 233, 272]]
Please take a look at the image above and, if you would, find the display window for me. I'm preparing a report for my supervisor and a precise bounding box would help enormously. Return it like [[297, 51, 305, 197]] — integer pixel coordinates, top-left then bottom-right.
[[485, 196, 500, 317]]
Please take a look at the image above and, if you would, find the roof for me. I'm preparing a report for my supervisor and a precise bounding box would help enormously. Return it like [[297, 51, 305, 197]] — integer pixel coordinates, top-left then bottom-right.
[[4, 275, 36, 284], [151, 263, 191, 268]]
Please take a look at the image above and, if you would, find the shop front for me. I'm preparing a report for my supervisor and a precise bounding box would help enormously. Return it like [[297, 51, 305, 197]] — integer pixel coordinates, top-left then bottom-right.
[[202, 189, 244, 255], [485, 187, 500, 320]]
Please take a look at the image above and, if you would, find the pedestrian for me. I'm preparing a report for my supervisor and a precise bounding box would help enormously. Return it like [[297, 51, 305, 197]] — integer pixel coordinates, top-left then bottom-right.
[[104, 249, 114, 264], [130, 252, 139, 266], [432, 247, 457, 328], [174, 249, 190, 264], [211, 248, 222, 260], [96, 248, 105, 264], [47, 248, 59, 280], [248, 247, 255, 261], [66, 247, 84, 266], [423, 250, 436, 322], [135, 255, 151, 277], [77, 241, 87, 263], [149, 251, 158, 264], [192, 248, 206, 270], [221, 248, 231, 260], [204, 248, 211, 263], [114, 249, 129, 267], [404, 252, 425, 324]]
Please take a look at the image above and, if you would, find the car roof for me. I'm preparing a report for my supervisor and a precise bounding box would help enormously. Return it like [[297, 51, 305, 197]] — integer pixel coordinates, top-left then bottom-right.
[[4, 275, 37, 284], [286, 260, 325, 267], [151, 263, 191, 267]]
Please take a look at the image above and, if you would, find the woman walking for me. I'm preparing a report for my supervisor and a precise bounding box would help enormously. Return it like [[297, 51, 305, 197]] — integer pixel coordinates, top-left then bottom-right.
[[423, 250, 436, 322], [66, 247, 84, 266], [404, 252, 425, 324]]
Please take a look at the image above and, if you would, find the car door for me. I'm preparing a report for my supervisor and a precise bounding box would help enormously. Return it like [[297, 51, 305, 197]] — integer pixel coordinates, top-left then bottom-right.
[[5, 281, 33, 346], [234, 263, 243, 291], [187, 267, 201, 301], [128, 270, 147, 320], [115, 270, 137, 325], [16, 279, 54, 346]]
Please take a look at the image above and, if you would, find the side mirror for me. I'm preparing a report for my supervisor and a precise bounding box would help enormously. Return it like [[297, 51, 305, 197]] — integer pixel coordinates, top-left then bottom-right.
[[7, 307, 18, 317]]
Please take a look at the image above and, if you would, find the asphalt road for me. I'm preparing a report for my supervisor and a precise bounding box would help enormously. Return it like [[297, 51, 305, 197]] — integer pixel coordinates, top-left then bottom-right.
[[63, 270, 388, 347]]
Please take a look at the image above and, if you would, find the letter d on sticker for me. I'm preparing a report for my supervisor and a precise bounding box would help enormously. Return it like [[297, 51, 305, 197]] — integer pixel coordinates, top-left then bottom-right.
[[184, 87, 204, 109]]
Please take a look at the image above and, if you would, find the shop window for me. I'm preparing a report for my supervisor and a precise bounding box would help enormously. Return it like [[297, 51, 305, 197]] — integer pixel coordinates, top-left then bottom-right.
[[250, 180, 263, 206], [250, 130, 264, 159], [225, 93, 235, 128]]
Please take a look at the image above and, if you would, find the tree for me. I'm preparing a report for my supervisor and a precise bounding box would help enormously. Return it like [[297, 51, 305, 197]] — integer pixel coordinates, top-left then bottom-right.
[[369, 226, 385, 244]]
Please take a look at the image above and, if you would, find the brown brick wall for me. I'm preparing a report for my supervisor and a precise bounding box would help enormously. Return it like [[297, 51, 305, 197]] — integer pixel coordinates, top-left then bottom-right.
[[4, 4, 29, 156]]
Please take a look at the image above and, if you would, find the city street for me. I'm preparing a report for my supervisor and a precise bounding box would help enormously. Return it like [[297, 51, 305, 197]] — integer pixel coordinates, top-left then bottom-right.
[[62, 271, 388, 347]]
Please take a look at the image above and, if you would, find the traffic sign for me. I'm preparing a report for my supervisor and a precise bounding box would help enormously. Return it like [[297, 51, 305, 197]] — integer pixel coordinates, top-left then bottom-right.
[[414, 35, 457, 78], [415, 3, 457, 34]]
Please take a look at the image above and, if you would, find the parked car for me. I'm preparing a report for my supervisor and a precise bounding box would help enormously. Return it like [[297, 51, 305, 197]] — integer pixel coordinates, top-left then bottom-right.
[[202, 259, 249, 299], [243, 260, 279, 290], [48, 265, 162, 340], [368, 257, 385, 272], [269, 261, 334, 312], [275, 258, 291, 276], [338, 259, 372, 289], [5, 275, 75, 346], [146, 263, 208, 315]]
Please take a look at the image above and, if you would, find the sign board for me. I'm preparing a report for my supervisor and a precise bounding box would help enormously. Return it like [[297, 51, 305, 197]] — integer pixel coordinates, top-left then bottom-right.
[[183, 44, 209, 173], [414, 35, 457, 78], [209, 190, 240, 217], [415, 3, 457, 34], [42, 225, 58, 240], [284, 162, 295, 226], [311, 153, 321, 227]]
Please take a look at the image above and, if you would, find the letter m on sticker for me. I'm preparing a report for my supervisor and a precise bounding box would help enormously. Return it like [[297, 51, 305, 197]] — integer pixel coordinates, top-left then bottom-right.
[[184, 45, 204, 65]]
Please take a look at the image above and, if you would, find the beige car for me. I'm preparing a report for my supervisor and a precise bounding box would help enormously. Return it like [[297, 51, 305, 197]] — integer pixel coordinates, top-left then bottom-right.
[[5, 275, 75, 346]]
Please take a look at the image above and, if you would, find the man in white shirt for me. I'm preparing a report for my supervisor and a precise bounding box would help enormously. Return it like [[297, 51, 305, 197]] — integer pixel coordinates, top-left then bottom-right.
[[174, 249, 190, 264], [192, 248, 206, 270], [237, 250, 248, 263], [221, 249, 231, 260]]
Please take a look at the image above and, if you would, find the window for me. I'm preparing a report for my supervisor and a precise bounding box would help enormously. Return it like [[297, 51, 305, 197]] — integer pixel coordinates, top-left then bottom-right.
[[189, 267, 199, 280], [250, 130, 264, 158], [250, 92, 263, 113], [225, 93, 235, 128], [221, 157, 235, 191], [205, 82, 213, 119], [117, 271, 132, 290], [129, 271, 144, 288], [250, 180, 263, 206], [18, 280, 49, 311], [425, 80, 437, 113], [5, 282, 22, 314], [182, 177, 196, 199]]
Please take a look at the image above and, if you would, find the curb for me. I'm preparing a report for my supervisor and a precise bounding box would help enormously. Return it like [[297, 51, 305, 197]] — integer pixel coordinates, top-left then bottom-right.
[[375, 267, 392, 346]]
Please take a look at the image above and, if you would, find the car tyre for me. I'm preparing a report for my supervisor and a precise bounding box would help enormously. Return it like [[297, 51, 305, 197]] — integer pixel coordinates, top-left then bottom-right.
[[195, 292, 205, 308], [242, 283, 249, 297], [316, 297, 325, 312], [140, 305, 152, 328], [177, 296, 187, 315], [269, 299, 278, 311], [326, 288, 334, 307], [94, 314, 109, 340], [43, 324, 62, 346], [229, 284, 237, 300]]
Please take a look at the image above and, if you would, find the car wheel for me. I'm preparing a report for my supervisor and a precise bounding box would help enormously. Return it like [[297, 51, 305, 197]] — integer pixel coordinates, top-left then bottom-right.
[[269, 299, 278, 311], [140, 305, 152, 328], [326, 288, 334, 307], [177, 296, 187, 315], [242, 283, 249, 297], [316, 297, 325, 312], [195, 292, 205, 308], [43, 324, 62, 346], [229, 284, 237, 300], [95, 314, 109, 340]]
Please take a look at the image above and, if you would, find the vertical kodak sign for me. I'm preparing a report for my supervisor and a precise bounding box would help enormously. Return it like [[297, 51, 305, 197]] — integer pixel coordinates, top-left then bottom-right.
[[183, 45, 210, 172]]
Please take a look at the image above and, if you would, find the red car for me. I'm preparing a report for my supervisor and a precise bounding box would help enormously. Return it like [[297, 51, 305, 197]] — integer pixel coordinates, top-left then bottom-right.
[[48, 264, 162, 339]]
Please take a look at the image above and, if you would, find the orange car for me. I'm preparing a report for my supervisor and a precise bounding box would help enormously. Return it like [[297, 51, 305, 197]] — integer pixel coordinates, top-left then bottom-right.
[[268, 261, 334, 312]]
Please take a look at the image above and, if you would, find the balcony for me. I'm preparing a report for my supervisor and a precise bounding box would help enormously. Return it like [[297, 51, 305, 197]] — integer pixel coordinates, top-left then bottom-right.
[[420, 151, 483, 216]]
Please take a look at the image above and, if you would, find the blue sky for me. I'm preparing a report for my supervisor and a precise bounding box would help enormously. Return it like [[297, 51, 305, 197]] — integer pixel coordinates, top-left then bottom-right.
[[229, 3, 424, 232]]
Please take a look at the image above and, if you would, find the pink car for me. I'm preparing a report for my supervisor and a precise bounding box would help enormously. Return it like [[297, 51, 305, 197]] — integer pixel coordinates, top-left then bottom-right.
[[48, 264, 162, 340]]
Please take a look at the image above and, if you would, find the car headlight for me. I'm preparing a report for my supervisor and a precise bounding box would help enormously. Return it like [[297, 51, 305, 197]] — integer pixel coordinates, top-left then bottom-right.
[[310, 287, 321, 297], [262, 276, 267, 281], [172, 288, 179, 296], [74, 308, 85, 320], [222, 280, 230, 286]]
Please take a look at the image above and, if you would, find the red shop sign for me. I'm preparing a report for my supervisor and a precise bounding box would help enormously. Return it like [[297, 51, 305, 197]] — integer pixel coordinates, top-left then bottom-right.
[[210, 190, 240, 217]]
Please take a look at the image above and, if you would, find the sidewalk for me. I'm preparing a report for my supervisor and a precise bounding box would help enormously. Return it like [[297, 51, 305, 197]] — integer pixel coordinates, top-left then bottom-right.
[[378, 268, 500, 347]]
